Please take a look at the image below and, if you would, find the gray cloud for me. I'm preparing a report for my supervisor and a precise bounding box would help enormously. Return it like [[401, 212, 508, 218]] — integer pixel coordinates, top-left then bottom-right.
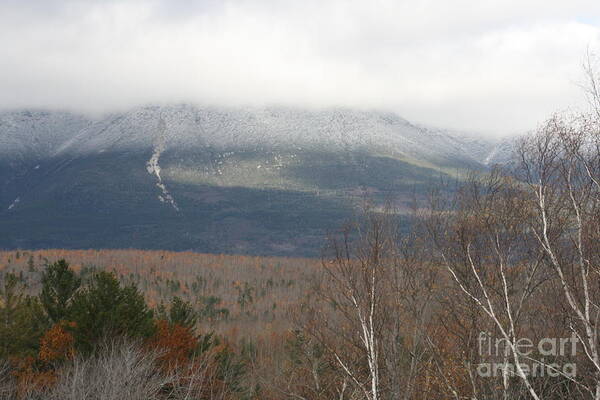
[[1, 0, 599, 135]]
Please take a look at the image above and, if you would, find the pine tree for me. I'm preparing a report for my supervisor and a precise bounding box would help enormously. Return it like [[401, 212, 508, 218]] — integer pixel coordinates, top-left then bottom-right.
[[0, 273, 48, 357], [40, 259, 81, 323], [157, 296, 197, 329], [69, 271, 154, 353]]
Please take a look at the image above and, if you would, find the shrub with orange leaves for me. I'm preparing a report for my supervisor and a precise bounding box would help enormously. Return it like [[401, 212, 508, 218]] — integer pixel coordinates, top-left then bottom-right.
[[39, 321, 76, 364], [10, 322, 76, 396], [148, 320, 198, 370]]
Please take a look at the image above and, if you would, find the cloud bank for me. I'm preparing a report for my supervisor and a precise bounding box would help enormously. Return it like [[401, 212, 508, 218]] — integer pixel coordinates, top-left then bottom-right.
[[1, 0, 600, 135]]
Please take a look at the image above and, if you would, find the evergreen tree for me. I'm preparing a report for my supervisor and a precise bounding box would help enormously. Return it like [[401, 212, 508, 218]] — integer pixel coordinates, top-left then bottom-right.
[[0, 273, 48, 357], [158, 296, 197, 329], [69, 271, 154, 353], [40, 259, 81, 323], [27, 255, 35, 272]]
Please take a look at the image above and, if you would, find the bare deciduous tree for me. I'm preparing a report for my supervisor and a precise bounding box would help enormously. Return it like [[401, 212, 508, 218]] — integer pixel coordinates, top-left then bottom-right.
[[299, 204, 438, 400], [426, 170, 550, 400], [518, 110, 600, 399]]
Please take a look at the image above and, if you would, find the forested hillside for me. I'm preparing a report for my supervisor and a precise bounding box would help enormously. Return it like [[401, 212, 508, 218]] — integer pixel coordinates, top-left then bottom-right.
[[0, 106, 511, 256], [0, 249, 317, 338]]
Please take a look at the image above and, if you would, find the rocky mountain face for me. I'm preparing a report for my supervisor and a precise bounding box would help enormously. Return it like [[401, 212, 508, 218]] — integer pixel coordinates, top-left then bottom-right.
[[0, 105, 515, 256]]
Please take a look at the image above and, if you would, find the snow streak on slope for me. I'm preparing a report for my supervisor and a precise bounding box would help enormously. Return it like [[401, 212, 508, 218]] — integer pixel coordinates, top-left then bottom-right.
[[482, 136, 518, 166], [7, 197, 19, 210], [146, 117, 179, 211]]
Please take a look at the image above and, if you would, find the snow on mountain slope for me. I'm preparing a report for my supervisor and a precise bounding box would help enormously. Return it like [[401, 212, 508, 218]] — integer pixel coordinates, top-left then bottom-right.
[[0, 110, 91, 203], [0, 105, 520, 256], [0, 110, 91, 164], [482, 136, 518, 166], [40, 104, 506, 169], [0, 105, 520, 200]]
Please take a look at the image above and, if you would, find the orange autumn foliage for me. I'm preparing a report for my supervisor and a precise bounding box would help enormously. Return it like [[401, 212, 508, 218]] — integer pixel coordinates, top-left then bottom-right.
[[11, 322, 76, 396], [39, 322, 76, 363], [149, 320, 198, 370]]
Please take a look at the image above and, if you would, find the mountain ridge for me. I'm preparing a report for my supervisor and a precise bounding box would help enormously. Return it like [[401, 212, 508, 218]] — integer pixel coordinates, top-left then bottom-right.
[[0, 105, 516, 256]]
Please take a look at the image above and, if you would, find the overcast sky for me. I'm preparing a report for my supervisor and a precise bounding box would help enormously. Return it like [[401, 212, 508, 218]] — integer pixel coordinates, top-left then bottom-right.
[[1, 0, 600, 135]]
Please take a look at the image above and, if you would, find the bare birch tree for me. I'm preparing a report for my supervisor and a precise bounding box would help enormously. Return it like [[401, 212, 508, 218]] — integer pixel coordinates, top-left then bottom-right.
[[518, 111, 600, 399], [426, 170, 551, 400], [299, 204, 437, 400]]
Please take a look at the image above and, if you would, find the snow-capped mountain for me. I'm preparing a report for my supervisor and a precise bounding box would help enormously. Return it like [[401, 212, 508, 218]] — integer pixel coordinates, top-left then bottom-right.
[[0, 105, 515, 256], [3, 105, 510, 166]]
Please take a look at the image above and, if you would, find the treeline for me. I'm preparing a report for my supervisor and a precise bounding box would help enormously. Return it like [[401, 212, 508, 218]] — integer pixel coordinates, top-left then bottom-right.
[[0, 250, 317, 341], [0, 260, 252, 399]]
